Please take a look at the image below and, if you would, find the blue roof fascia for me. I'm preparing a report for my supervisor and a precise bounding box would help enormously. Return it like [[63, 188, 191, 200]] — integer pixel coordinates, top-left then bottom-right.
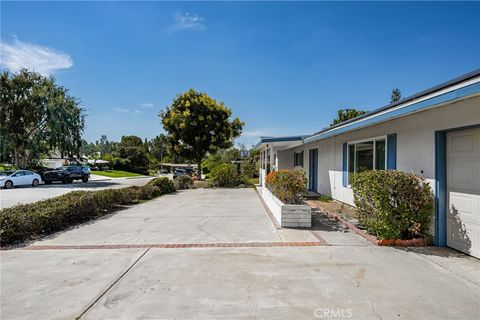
[[253, 135, 308, 150], [304, 81, 480, 144]]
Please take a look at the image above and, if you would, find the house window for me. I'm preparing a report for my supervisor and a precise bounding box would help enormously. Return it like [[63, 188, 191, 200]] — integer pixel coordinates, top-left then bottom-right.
[[348, 137, 387, 184], [294, 151, 304, 167]]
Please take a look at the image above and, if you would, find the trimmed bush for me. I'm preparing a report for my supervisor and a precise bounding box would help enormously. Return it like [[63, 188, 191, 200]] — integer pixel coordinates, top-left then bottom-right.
[[265, 170, 307, 204], [351, 170, 434, 240], [193, 180, 210, 189], [174, 175, 194, 190], [209, 163, 240, 187], [0, 182, 175, 246], [146, 177, 175, 194]]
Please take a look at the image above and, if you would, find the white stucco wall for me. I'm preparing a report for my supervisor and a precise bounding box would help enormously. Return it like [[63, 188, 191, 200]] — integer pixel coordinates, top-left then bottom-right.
[[282, 95, 480, 206], [277, 149, 293, 170]]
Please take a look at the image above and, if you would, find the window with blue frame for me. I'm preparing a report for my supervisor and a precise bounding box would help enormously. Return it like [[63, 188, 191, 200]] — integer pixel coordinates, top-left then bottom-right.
[[348, 137, 387, 184], [294, 151, 304, 167]]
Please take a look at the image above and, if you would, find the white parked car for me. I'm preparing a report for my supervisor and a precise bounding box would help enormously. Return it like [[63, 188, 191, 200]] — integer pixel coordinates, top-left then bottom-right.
[[0, 170, 43, 189]]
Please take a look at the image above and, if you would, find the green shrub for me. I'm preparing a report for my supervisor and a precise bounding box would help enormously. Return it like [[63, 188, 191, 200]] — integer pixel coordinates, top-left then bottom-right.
[[146, 177, 175, 194], [0, 182, 176, 246], [240, 158, 257, 178], [317, 194, 332, 202], [193, 180, 210, 188], [265, 170, 307, 204], [351, 170, 434, 240], [209, 163, 240, 187], [174, 175, 194, 190]]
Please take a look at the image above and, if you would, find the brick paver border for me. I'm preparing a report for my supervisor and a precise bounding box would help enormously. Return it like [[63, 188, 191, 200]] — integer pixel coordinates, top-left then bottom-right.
[[21, 242, 325, 250]]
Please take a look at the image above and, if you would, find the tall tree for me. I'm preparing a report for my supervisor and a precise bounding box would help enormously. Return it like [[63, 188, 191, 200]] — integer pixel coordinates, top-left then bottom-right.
[[149, 134, 169, 161], [390, 88, 402, 103], [160, 89, 244, 179], [331, 109, 366, 126], [96, 134, 116, 155], [0, 69, 85, 168], [115, 135, 149, 171]]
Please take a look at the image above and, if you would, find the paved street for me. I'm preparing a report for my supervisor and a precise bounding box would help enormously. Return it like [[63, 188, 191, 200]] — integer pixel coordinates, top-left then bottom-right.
[[1, 188, 479, 319], [0, 174, 153, 209]]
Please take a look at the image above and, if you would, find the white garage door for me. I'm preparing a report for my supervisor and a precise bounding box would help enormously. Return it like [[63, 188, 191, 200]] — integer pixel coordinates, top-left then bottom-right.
[[447, 127, 480, 258]]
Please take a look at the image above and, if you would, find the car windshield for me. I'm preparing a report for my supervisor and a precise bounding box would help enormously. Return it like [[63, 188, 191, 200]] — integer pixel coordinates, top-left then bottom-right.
[[0, 170, 15, 176]]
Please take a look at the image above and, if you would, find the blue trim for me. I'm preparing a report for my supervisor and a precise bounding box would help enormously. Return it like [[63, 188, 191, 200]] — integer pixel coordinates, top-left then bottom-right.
[[342, 143, 348, 187], [304, 82, 480, 144], [434, 124, 480, 247], [387, 134, 397, 170], [309, 149, 318, 191], [253, 135, 309, 150], [435, 131, 447, 247]]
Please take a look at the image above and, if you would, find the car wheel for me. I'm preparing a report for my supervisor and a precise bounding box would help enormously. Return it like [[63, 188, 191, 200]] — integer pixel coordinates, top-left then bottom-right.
[[32, 179, 39, 187], [82, 176, 89, 183], [45, 180, 52, 185], [4, 180, 13, 189]]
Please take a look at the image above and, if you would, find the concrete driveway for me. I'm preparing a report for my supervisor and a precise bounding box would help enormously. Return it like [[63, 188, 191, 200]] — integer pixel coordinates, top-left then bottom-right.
[[0, 175, 153, 209], [1, 188, 479, 319]]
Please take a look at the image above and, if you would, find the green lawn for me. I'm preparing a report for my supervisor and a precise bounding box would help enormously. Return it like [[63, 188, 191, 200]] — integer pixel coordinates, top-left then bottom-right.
[[0, 165, 16, 171], [91, 170, 144, 178]]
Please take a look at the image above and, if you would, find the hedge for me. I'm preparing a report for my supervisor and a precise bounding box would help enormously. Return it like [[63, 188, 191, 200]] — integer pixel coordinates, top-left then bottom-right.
[[265, 170, 307, 204], [209, 163, 247, 187], [0, 177, 175, 246], [174, 175, 194, 190], [351, 170, 434, 240]]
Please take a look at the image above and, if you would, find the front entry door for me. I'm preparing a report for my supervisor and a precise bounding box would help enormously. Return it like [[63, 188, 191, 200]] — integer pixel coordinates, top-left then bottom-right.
[[446, 127, 480, 258], [308, 149, 318, 191]]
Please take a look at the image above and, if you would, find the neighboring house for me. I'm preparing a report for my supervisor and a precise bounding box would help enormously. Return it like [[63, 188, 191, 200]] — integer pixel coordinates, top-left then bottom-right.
[[255, 69, 480, 258], [42, 157, 68, 169]]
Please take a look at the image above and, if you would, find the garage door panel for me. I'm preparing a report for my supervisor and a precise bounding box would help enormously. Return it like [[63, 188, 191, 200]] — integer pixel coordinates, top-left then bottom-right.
[[447, 222, 479, 256], [449, 133, 474, 154], [449, 192, 473, 216], [447, 159, 478, 189], [447, 127, 480, 259]]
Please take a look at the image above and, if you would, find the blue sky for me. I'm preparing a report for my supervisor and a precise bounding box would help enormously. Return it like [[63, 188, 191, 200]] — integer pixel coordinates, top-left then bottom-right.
[[1, 1, 479, 146]]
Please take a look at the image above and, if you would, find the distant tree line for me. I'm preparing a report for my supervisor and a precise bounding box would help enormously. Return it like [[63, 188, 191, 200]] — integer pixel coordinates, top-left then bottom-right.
[[81, 133, 191, 174]]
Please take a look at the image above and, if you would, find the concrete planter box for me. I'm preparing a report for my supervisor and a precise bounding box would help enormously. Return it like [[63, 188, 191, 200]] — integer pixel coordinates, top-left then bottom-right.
[[260, 187, 311, 228]]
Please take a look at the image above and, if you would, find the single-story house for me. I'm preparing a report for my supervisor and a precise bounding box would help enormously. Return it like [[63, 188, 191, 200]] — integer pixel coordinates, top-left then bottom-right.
[[255, 69, 480, 258]]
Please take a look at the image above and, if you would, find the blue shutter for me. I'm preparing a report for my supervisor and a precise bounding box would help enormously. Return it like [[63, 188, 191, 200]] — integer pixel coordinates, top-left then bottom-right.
[[342, 143, 348, 187], [387, 134, 397, 170]]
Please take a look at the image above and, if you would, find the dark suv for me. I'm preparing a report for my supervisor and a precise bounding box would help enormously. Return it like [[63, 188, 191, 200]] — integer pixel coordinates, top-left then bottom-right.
[[42, 166, 90, 184]]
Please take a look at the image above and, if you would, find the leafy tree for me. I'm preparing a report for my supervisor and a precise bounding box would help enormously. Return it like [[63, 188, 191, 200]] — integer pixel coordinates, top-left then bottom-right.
[[0, 69, 85, 168], [96, 134, 116, 155], [149, 134, 168, 161], [160, 89, 244, 179], [202, 152, 222, 174], [241, 147, 259, 178], [331, 109, 366, 126], [82, 139, 98, 157], [390, 88, 402, 103], [115, 135, 149, 172]]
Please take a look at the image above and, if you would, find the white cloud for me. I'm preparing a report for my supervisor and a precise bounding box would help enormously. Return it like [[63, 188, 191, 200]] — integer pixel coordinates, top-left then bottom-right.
[[113, 107, 130, 113], [141, 103, 154, 108], [167, 12, 206, 33], [0, 38, 73, 76], [113, 108, 144, 114]]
